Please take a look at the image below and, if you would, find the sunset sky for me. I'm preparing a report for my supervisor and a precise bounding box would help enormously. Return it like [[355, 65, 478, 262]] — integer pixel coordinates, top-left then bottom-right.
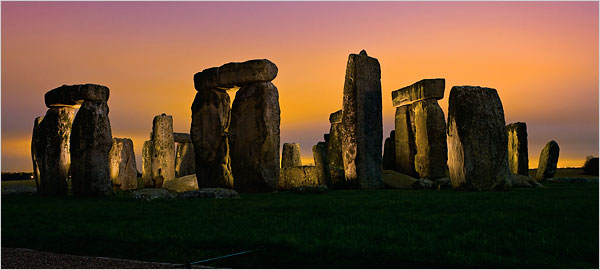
[[1, 1, 598, 172]]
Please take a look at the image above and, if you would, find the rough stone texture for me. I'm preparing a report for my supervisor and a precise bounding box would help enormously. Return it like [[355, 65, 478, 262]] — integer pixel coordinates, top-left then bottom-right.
[[392, 79, 445, 107], [536, 140, 560, 181], [411, 178, 435, 190], [312, 142, 330, 186], [141, 140, 154, 188], [230, 81, 280, 192], [583, 156, 598, 175], [341, 50, 383, 189], [190, 88, 233, 189], [173, 133, 192, 143], [382, 130, 396, 171], [279, 166, 320, 189], [131, 188, 175, 201], [108, 138, 137, 191], [394, 105, 418, 177], [44, 84, 109, 108], [194, 59, 278, 91], [175, 142, 195, 177], [446, 86, 510, 191], [327, 110, 345, 188], [150, 114, 175, 188], [35, 107, 75, 196], [70, 101, 113, 196], [382, 170, 417, 189], [506, 122, 529, 176], [413, 99, 447, 180], [31, 116, 44, 191], [178, 188, 240, 199], [281, 143, 302, 169], [162, 174, 199, 193]]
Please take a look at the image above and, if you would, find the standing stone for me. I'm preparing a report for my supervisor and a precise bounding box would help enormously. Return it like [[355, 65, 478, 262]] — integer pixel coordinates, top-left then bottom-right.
[[108, 138, 137, 191], [313, 142, 330, 185], [31, 116, 44, 191], [230, 81, 280, 192], [35, 107, 75, 196], [446, 86, 509, 191], [413, 99, 447, 180], [281, 143, 302, 169], [341, 50, 383, 189], [190, 88, 233, 189], [70, 100, 113, 196], [382, 130, 396, 171], [536, 140, 560, 181], [327, 110, 345, 188], [175, 142, 195, 177], [150, 114, 175, 188], [394, 105, 417, 177], [506, 122, 529, 176], [142, 140, 154, 188]]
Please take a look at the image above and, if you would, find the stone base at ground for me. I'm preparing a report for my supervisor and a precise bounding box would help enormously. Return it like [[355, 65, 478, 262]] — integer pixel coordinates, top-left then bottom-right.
[[162, 174, 199, 192], [279, 166, 320, 189], [382, 170, 417, 189]]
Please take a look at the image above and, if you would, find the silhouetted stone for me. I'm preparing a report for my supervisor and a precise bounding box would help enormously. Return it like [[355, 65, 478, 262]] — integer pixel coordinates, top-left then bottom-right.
[[506, 122, 529, 176], [583, 156, 599, 175], [175, 142, 195, 177], [413, 99, 447, 180], [394, 105, 417, 177], [44, 84, 109, 108], [341, 50, 383, 188], [313, 142, 330, 185], [108, 138, 137, 191], [194, 59, 278, 91], [230, 82, 280, 192], [142, 140, 154, 188], [383, 130, 396, 170], [31, 116, 44, 191], [279, 166, 320, 189], [536, 140, 560, 181], [447, 86, 509, 191], [282, 143, 302, 169], [150, 114, 175, 188], [327, 110, 345, 188], [191, 88, 233, 189], [392, 79, 444, 107], [35, 107, 75, 196], [71, 100, 113, 196], [173, 132, 192, 143]]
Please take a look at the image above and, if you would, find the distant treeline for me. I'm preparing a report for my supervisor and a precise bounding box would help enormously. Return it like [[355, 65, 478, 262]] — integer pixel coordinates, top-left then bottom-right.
[[1, 172, 33, 181]]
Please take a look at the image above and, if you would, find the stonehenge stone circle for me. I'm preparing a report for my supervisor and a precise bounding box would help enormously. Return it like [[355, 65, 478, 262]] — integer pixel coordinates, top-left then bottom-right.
[[312, 142, 330, 185], [341, 50, 383, 189], [382, 130, 396, 171], [190, 88, 234, 188], [446, 86, 510, 191], [327, 110, 345, 188], [108, 138, 137, 191], [506, 122, 529, 176], [150, 114, 175, 188], [536, 140, 560, 181], [230, 81, 281, 192], [282, 143, 302, 169], [31, 116, 44, 191], [175, 142, 195, 177], [279, 166, 320, 189], [194, 59, 278, 91], [141, 140, 154, 188]]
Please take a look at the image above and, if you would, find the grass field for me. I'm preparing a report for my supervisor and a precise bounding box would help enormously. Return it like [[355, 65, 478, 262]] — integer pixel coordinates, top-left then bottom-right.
[[1, 172, 598, 268]]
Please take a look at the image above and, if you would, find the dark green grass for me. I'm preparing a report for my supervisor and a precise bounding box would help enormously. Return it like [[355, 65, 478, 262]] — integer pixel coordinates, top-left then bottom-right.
[[2, 182, 598, 268]]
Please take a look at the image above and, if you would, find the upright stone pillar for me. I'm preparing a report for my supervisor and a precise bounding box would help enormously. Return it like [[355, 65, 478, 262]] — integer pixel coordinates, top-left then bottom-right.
[[382, 130, 396, 171], [31, 116, 44, 191], [282, 143, 302, 169], [109, 138, 138, 191], [327, 110, 345, 188], [313, 141, 329, 185], [506, 122, 529, 176], [446, 86, 509, 191], [141, 140, 154, 187], [536, 140, 560, 181], [341, 50, 383, 188], [394, 105, 417, 177], [150, 114, 175, 188], [175, 142, 195, 177]]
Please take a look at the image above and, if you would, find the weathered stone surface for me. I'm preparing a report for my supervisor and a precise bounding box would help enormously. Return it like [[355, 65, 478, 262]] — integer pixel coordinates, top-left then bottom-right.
[[313, 142, 330, 185], [447, 86, 510, 191], [327, 110, 345, 188], [35, 107, 75, 196], [131, 188, 175, 201], [190, 88, 233, 189], [175, 142, 195, 177], [506, 122, 529, 176], [413, 99, 447, 180], [141, 140, 154, 188], [108, 138, 137, 191], [44, 84, 109, 108], [281, 143, 302, 169], [150, 114, 175, 188], [412, 178, 435, 190], [71, 101, 113, 196], [536, 140, 560, 181], [329, 110, 343, 124], [194, 59, 278, 91], [178, 188, 240, 199], [383, 130, 396, 170], [394, 105, 417, 177], [392, 79, 445, 107], [31, 116, 44, 191], [162, 174, 199, 193], [341, 50, 383, 189], [279, 166, 320, 189], [382, 170, 417, 189], [173, 132, 192, 143], [230, 82, 280, 192], [582, 156, 598, 176]]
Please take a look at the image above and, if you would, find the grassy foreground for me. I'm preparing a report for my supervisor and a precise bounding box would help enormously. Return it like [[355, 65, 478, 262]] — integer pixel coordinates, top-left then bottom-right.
[[2, 181, 598, 268]]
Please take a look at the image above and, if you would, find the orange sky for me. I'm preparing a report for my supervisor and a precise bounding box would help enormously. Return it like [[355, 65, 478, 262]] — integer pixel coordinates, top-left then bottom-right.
[[2, 1, 598, 172]]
